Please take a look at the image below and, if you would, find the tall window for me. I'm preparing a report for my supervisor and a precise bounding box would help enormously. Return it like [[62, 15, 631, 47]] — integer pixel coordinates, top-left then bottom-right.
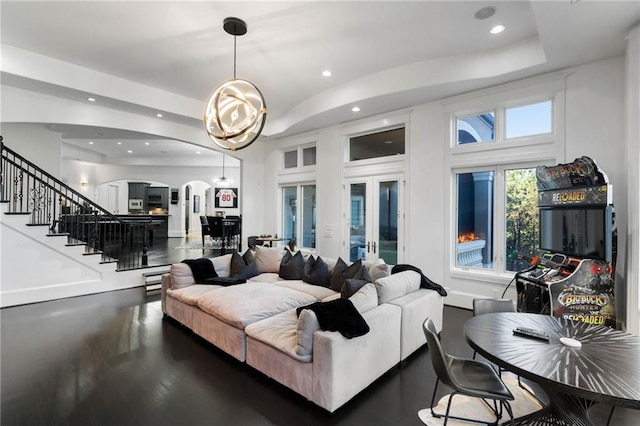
[[450, 91, 558, 275], [282, 184, 316, 249]]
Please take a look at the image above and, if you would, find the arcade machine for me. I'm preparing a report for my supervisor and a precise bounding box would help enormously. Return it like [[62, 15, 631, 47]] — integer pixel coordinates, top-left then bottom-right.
[[515, 156, 617, 328]]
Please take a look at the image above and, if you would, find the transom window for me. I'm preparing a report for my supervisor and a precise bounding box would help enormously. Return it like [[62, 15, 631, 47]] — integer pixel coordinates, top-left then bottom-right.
[[349, 127, 405, 161], [283, 144, 316, 170]]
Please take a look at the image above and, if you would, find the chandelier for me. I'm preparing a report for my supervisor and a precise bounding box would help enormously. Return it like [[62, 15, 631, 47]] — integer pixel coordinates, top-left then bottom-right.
[[213, 154, 234, 187], [204, 17, 267, 151]]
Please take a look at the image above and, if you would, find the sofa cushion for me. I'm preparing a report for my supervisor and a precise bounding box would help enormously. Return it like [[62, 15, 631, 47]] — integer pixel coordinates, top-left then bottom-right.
[[279, 250, 305, 280], [302, 256, 330, 287], [166, 284, 221, 305], [254, 245, 285, 274], [274, 280, 337, 300], [169, 262, 196, 289], [196, 282, 316, 329], [369, 262, 391, 282], [245, 309, 313, 363], [248, 272, 280, 283], [296, 309, 320, 359], [341, 278, 369, 299], [374, 270, 421, 304], [348, 283, 378, 314]]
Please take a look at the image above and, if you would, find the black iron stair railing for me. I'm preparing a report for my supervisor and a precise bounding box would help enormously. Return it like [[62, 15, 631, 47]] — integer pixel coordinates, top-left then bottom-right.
[[1, 136, 153, 270]]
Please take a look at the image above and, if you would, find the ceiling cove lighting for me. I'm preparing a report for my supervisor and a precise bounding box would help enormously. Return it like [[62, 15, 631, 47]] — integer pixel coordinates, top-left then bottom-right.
[[204, 17, 267, 151], [213, 154, 234, 187]]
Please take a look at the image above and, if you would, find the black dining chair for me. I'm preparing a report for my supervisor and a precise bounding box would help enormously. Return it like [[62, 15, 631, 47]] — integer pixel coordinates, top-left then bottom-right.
[[247, 236, 264, 249], [422, 318, 514, 426], [472, 298, 516, 361], [207, 216, 227, 252]]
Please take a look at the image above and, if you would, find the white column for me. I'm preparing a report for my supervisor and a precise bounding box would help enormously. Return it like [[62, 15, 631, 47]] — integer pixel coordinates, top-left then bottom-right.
[[625, 25, 640, 335]]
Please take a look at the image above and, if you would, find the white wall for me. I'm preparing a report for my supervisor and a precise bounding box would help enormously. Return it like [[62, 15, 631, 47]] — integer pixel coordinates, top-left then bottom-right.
[[1, 123, 62, 176], [266, 57, 630, 318]]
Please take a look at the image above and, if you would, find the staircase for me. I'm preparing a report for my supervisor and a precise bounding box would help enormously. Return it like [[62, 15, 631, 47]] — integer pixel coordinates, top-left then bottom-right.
[[0, 136, 168, 307]]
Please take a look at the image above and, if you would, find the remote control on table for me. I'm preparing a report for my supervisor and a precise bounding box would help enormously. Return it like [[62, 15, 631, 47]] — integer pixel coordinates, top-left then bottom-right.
[[513, 327, 549, 341]]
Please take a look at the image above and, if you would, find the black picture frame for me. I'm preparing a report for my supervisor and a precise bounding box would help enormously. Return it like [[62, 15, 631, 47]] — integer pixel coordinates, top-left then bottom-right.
[[214, 187, 238, 208]]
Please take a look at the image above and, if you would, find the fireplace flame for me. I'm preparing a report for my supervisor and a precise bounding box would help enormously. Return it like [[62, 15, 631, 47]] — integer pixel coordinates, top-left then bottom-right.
[[458, 232, 477, 243]]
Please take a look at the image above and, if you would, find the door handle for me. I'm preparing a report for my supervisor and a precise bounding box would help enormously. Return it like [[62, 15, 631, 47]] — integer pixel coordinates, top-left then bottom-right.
[[366, 241, 370, 253], [373, 241, 377, 254]]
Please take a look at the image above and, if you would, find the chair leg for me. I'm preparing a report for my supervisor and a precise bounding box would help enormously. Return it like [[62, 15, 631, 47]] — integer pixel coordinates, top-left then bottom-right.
[[606, 406, 615, 426], [430, 378, 440, 417]]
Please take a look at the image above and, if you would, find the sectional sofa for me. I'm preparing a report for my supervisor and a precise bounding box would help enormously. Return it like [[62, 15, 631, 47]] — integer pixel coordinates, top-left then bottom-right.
[[160, 246, 444, 412]]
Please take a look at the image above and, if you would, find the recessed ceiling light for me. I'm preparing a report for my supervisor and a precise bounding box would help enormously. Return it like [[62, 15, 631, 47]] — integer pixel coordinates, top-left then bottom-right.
[[490, 24, 506, 34], [322, 70, 332, 77], [156, 113, 163, 118], [117, 142, 122, 145], [89, 141, 94, 145], [87, 97, 96, 102], [127, 150, 133, 153], [351, 106, 360, 112], [475, 6, 495, 20], [145, 142, 150, 146], [196, 151, 201, 154]]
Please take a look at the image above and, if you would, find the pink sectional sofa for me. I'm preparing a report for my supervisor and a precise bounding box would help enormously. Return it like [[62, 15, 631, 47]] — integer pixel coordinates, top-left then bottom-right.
[[160, 246, 444, 412]]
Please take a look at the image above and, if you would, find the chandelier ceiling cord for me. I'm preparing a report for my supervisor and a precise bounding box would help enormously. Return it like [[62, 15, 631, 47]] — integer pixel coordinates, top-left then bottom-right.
[[214, 154, 234, 187], [204, 17, 267, 151]]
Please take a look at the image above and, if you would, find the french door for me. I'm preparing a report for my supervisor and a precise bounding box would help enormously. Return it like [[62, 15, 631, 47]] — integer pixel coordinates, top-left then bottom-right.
[[345, 175, 404, 265]]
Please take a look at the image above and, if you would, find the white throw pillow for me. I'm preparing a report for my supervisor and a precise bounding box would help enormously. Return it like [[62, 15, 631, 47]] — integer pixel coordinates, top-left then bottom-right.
[[254, 245, 285, 274], [211, 253, 232, 277], [169, 262, 196, 289], [369, 262, 391, 282], [374, 270, 421, 304], [295, 309, 321, 357], [349, 283, 378, 313]]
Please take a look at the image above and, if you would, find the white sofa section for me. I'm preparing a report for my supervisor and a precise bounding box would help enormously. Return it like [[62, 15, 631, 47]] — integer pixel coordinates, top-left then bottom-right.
[[161, 249, 444, 412]]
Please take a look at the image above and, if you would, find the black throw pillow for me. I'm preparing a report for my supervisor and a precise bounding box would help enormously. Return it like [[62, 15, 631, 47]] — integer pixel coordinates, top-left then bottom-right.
[[329, 257, 349, 291], [242, 249, 255, 265], [230, 252, 247, 276], [330, 259, 363, 292], [341, 278, 369, 298], [354, 263, 373, 283], [182, 258, 218, 282], [303, 256, 330, 287], [234, 261, 259, 280], [230, 251, 258, 279], [279, 250, 305, 280]]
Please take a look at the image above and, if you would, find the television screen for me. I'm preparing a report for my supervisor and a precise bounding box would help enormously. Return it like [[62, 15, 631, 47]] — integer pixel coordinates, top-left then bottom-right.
[[539, 207, 611, 261]]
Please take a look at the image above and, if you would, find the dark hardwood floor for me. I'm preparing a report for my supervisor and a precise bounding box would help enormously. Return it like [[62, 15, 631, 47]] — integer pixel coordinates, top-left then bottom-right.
[[1, 268, 636, 424], [144, 234, 239, 268]]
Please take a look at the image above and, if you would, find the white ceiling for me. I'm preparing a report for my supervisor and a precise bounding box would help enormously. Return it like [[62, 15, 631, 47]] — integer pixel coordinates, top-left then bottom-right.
[[1, 1, 639, 165]]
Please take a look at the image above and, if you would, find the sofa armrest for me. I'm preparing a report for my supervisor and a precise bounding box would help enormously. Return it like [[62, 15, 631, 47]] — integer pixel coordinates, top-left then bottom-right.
[[161, 273, 171, 314], [311, 303, 401, 412]]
